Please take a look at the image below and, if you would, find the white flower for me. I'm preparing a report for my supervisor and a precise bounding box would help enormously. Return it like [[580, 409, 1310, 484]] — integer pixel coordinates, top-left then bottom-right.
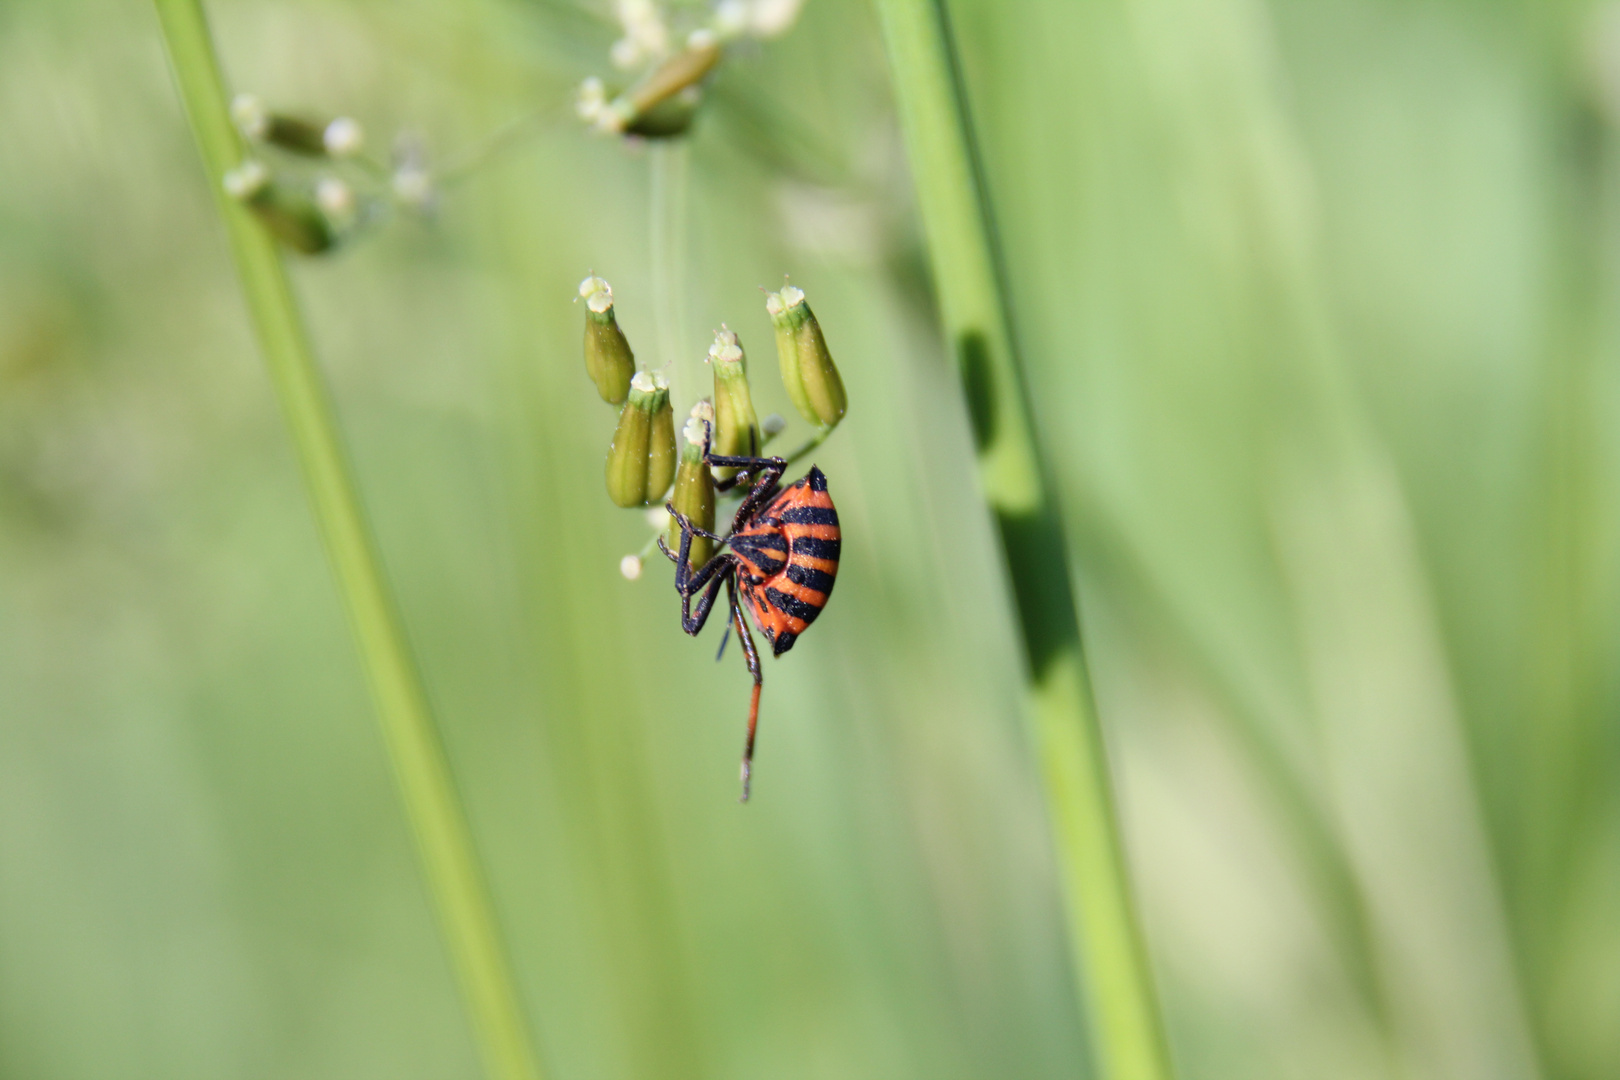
[[747, 0, 806, 38], [314, 177, 355, 218], [322, 116, 364, 157]]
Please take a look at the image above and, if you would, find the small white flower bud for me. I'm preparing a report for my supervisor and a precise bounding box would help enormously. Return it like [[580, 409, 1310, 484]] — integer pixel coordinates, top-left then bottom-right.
[[762, 413, 787, 437], [749, 0, 807, 38], [620, 554, 644, 580], [230, 93, 269, 139], [315, 176, 355, 218], [713, 0, 748, 37], [764, 283, 805, 317], [576, 77, 608, 123], [579, 274, 611, 300], [645, 506, 668, 529], [322, 116, 364, 157], [223, 159, 270, 201], [610, 37, 641, 69], [392, 166, 432, 207]]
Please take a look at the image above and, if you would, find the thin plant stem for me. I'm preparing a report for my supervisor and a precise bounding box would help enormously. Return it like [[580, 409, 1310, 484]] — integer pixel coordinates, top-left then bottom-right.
[[668, 141, 692, 391], [150, 5, 545, 1080], [872, 2, 1174, 1078], [437, 104, 566, 190], [650, 144, 677, 379], [778, 423, 835, 466]]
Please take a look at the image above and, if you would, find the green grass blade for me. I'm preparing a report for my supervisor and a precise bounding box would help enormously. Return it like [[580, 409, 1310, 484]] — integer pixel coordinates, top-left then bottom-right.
[[150, 5, 544, 1078], [871, 2, 1173, 1077]]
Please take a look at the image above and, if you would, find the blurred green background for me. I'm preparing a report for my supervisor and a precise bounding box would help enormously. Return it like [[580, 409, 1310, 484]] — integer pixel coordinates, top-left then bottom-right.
[[2, 0, 1618, 1077]]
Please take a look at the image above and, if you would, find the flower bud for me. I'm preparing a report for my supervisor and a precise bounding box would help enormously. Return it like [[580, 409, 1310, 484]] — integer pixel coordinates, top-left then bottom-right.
[[668, 408, 718, 569], [598, 35, 722, 135], [580, 276, 636, 404], [605, 371, 676, 507], [230, 93, 332, 157], [322, 117, 365, 158], [707, 326, 760, 481], [314, 176, 357, 226], [767, 284, 846, 429], [224, 161, 335, 255]]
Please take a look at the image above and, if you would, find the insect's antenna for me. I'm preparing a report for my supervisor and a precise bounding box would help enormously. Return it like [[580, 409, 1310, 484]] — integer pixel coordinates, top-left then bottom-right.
[[740, 681, 761, 802]]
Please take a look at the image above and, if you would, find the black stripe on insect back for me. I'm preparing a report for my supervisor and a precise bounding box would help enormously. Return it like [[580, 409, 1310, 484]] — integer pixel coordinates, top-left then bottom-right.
[[786, 562, 836, 595], [780, 505, 838, 527], [765, 587, 822, 623], [728, 534, 786, 575], [789, 534, 840, 561], [806, 466, 827, 492]]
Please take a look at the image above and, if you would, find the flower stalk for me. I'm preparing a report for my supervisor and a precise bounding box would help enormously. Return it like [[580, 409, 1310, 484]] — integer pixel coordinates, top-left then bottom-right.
[[873, 1, 1173, 1077], [152, 4, 544, 1079]]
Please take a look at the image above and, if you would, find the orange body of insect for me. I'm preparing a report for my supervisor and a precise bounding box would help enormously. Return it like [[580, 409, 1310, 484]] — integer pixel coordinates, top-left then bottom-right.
[[727, 468, 840, 655]]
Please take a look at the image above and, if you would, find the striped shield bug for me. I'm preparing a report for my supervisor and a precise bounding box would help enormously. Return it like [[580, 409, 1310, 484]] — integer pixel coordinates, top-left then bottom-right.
[[658, 424, 840, 802]]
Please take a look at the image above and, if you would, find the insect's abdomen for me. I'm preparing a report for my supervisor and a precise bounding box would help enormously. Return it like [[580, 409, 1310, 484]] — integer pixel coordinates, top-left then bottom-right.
[[743, 466, 839, 656]]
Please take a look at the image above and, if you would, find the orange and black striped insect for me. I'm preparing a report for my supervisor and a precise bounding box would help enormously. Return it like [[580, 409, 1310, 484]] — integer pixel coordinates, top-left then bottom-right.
[[658, 431, 839, 801]]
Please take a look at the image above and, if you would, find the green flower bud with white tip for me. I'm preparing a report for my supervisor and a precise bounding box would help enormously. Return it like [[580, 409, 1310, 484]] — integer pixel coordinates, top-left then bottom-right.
[[767, 284, 846, 429], [605, 371, 676, 507], [230, 93, 330, 157], [668, 405, 718, 570], [707, 325, 760, 481], [224, 160, 335, 255], [580, 276, 636, 404]]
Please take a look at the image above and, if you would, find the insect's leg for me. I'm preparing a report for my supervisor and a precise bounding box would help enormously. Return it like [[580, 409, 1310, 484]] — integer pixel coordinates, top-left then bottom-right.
[[661, 509, 735, 600], [681, 567, 731, 636], [726, 575, 764, 802], [721, 459, 790, 533], [663, 504, 727, 545]]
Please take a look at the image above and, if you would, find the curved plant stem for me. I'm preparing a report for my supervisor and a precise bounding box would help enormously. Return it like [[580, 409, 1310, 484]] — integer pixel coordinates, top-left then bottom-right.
[[872, 2, 1173, 1078], [151, 5, 544, 1079]]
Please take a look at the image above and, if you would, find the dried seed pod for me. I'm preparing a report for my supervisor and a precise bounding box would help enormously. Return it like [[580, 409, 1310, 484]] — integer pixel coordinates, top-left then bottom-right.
[[668, 408, 718, 570], [767, 284, 846, 429], [605, 371, 675, 507], [580, 276, 636, 404], [707, 326, 760, 482]]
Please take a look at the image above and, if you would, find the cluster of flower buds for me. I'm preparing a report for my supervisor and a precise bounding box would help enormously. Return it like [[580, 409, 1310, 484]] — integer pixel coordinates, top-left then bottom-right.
[[223, 94, 370, 255], [224, 93, 449, 255], [581, 272, 846, 580], [576, 0, 808, 140]]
